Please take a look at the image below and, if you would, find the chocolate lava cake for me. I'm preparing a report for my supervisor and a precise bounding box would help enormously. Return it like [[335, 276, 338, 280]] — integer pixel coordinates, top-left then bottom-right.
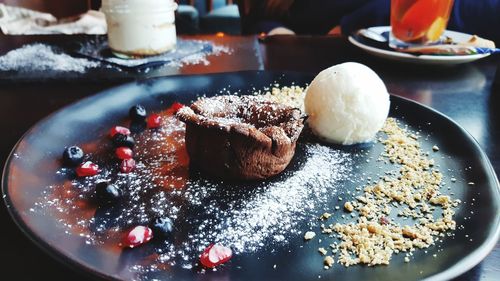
[[176, 95, 305, 180]]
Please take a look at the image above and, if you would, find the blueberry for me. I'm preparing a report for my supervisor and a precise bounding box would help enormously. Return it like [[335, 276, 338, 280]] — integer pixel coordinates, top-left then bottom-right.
[[129, 105, 147, 121], [62, 146, 84, 166], [112, 133, 135, 148], [129, 120, 147, 134], [95, 182, 123, 204], [151, 217, 174, 238]]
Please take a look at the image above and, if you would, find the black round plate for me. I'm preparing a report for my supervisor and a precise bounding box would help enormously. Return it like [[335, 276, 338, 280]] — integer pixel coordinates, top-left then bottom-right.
[[2, 71, 500, 281]]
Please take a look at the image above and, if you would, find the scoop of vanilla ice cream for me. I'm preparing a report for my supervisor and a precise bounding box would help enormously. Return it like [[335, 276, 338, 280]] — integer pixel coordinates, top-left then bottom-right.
[[304, 62, 390, 145]]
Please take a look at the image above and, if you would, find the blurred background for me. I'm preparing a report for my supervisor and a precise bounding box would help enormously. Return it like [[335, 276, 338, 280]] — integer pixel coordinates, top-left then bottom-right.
[[0, 0, 243, 34]]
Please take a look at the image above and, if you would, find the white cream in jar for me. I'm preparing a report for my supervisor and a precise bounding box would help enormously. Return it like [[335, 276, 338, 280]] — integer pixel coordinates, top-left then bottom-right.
[[101, 0, 177, 57]]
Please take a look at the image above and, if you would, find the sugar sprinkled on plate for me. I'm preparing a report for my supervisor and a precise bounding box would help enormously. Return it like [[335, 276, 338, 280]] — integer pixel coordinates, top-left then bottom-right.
[[193, 144, 351, 254], [76, 38, 233, 70], [32, 106, 352, 273], [0, 44, 100, 73], [162, 42, 232, 68]]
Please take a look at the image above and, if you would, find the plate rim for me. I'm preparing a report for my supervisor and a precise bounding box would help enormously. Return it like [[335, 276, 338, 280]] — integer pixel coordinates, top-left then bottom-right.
[[2, 138, 122, 281], [2, 70, 500, 280], [348, 26, 490, 65]]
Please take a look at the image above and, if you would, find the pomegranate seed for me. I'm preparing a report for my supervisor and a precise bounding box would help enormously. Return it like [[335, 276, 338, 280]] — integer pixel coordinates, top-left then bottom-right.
[[123, 226, 153, 248], [110, 126, 130, 137], [115, 147, 133, 160], [120, 158, 136, 173], [171, 102, 185, 113], [76, 161, 99, 177], [199, 244, 232, 268], [147, 114, 162, 129]]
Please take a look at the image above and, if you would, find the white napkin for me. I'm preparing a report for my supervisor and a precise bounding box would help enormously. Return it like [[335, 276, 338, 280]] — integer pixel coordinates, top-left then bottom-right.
[[0, 4, 106, 35]]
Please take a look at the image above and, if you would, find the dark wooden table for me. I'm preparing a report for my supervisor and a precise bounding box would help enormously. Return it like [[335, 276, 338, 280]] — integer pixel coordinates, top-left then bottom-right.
[[0, 34, 499, 280]]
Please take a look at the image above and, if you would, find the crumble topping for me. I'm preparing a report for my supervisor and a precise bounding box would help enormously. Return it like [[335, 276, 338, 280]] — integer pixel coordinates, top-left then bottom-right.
[[304, 231, 317, 241], [316, 118, 460, 267]]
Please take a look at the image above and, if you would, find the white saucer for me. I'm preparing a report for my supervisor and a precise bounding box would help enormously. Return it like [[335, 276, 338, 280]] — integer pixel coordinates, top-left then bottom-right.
[[348, 26, 490, 65]]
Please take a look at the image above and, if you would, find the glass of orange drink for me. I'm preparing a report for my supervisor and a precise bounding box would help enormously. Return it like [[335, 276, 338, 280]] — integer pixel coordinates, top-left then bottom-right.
[[390, 0, 454, 49]]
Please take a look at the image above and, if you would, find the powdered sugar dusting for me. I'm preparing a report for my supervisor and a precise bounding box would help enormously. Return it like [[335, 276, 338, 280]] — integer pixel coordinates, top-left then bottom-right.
[[75, 37, 233, 70], [208, 144, 351, 253], [0, 44, 100, 72], [0, 40, 231, 74], [164, 42, 232, 67], [32, 108, 352, 275]]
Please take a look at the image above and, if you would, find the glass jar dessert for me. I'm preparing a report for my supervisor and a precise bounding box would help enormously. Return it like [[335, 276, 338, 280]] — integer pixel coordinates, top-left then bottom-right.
[[101, 0, 178, 58]]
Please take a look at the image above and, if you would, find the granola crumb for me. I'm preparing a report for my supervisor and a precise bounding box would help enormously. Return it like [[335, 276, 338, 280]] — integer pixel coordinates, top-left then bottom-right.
[[313, 118, 460, 268], [319, 212, 332, 220], [324, 256, 335, 268], [318, 247, 327, 256], [344, 202, 354, 212], [304, 231, 316, 241], [261, 85, 306, 112]]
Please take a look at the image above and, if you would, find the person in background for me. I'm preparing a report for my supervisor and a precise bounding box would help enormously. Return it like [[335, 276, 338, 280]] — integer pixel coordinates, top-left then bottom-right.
[[237, 0, 500, 45], [2, 0, 89, 18]]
